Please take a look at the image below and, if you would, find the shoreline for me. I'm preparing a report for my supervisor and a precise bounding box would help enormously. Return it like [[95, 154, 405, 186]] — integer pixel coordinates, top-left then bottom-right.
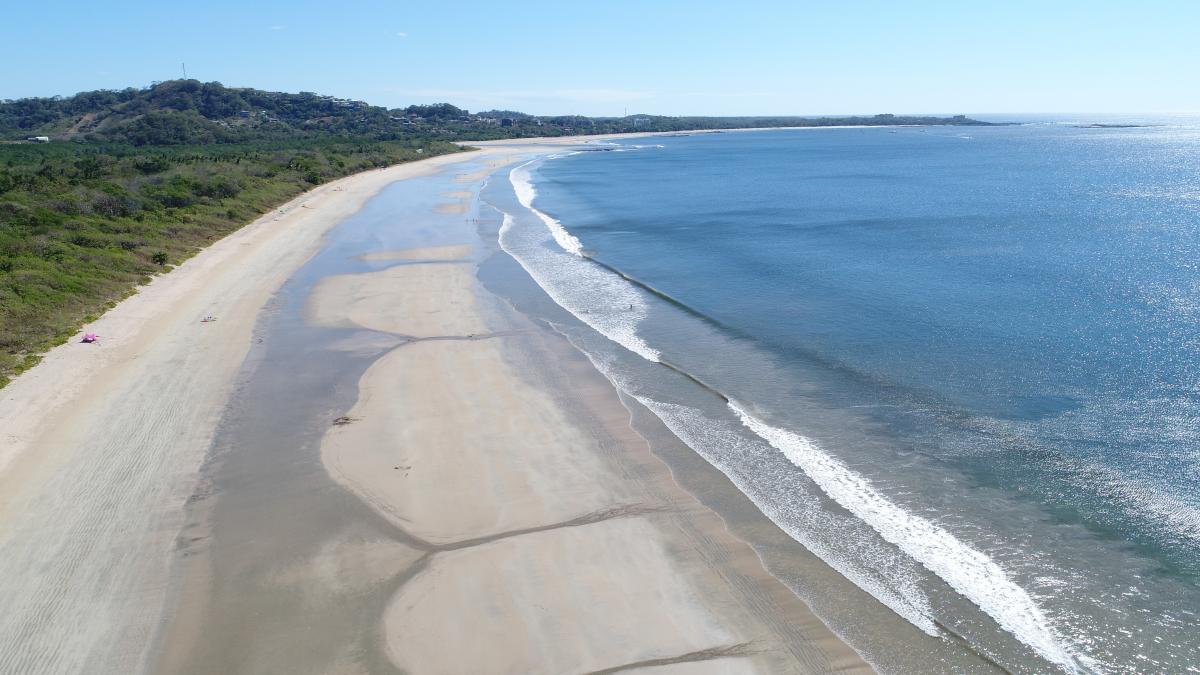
[[0, 149, 490, 672], [0, 142, 872, 673], [309, 247, 869, 672], [461, 123, 983, 149]]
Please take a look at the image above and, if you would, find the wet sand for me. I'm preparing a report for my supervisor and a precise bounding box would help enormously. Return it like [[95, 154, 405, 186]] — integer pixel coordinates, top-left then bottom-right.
[[0, 149, 486, 674], [0, 141, 874, 674], [309, 241, 868, 673]]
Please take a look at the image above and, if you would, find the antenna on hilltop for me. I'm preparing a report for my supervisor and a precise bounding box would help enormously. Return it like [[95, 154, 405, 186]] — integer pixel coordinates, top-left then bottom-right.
[[182, 62, 188, 79]]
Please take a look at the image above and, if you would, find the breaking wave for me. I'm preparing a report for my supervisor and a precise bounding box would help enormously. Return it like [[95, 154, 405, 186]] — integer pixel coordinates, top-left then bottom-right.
[[730, 401, 1095, 673], [497, 150, 1100, 673], [511, 161, 584, 256]]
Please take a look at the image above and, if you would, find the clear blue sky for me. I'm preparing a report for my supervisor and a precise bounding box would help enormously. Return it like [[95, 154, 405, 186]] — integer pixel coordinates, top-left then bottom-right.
[[2, 0, 1197, 116]]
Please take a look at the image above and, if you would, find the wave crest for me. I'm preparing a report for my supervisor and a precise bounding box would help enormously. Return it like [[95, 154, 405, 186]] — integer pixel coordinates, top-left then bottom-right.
[[731, 401, 1096, 674], [511, 161, 584, 256]]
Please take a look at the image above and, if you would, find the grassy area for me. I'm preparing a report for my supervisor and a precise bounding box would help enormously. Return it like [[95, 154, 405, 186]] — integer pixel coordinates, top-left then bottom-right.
[[0, 138, 465, 386]]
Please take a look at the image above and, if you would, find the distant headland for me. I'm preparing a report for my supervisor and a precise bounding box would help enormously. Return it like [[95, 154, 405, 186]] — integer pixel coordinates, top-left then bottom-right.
[[1, 79, 996, 145]]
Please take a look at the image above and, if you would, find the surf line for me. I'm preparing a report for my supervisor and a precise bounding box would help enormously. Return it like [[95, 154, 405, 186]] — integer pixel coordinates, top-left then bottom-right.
[[730, 403, 1093, 674], [630, 346, 1091, 671], [583, 255, 745, 338], [652, 345, 1094, 667], [634, 350, 1090, 670], [504, 158, 1095, 675]]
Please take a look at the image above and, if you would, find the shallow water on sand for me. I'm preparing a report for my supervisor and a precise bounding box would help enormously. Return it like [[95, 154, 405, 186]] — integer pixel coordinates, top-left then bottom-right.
[[156, 168, 494, 673], [158, 150, 881, 674]]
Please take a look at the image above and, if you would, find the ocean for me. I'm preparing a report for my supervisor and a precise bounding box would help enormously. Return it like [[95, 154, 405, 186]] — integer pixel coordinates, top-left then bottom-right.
[[482, 121, 1200, 673]]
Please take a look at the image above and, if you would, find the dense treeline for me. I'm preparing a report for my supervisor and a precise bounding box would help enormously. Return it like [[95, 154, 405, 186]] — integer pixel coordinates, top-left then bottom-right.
[[2, 80, 415, 145], [0, 79, 995, 385], [0, 137, 463, 385]]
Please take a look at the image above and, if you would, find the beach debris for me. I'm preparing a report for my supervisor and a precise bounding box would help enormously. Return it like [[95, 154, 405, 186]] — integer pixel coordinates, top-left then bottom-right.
[[200, 315, 218, 323], [332, 415, 358, 426], [81, 332, 99, 343]]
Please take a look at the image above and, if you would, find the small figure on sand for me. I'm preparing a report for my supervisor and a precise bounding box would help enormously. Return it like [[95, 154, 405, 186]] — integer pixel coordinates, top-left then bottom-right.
[[201, 316, 217, 323], [81, 332, 99, 343]]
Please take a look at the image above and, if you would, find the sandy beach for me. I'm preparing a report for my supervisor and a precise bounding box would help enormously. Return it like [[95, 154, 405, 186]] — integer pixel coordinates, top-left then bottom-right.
[[0, 139, 871, 674], [311, 245, 869, 673], [0, 148, 490, 673]]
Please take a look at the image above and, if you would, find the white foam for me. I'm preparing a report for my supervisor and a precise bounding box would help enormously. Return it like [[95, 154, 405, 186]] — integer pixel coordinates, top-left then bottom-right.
[[630, 396, 941, 637], [498, 150, 1092, 671], [730, 401, 1097, 673], [510, 161, 584, 256], [499, 213, 660, 362]]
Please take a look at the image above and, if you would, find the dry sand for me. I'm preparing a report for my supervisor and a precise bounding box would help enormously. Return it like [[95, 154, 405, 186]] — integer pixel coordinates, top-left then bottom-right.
[[320, 338, 627, 544], [309, 263, 486, 338]]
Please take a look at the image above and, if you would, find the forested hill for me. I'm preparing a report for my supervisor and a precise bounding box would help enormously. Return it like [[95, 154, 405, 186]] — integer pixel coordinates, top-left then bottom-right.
[[0, 80, 414, 144], [1, 80, 995, 145]]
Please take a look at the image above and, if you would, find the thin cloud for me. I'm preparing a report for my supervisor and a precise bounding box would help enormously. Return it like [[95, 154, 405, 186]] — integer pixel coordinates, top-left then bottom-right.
[[268, 25, 286, 31], [396, 31, 408, 37]]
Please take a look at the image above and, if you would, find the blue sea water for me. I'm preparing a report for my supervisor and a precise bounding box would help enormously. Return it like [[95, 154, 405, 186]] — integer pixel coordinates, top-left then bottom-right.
[[486, 121, 1200, 673]]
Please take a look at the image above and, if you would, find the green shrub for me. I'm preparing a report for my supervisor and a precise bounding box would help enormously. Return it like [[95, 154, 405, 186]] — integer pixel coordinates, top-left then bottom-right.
[[0, 136, 466, 385]]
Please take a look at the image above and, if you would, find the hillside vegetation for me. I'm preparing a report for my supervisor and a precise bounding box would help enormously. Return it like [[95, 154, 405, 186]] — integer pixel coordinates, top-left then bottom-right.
[[0, 80, 993, 385], [0, 136, 463, 385]]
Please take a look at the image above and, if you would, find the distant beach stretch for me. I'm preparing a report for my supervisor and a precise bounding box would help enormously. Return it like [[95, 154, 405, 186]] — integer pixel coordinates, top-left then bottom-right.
[[2, 121, 1199, 674]]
